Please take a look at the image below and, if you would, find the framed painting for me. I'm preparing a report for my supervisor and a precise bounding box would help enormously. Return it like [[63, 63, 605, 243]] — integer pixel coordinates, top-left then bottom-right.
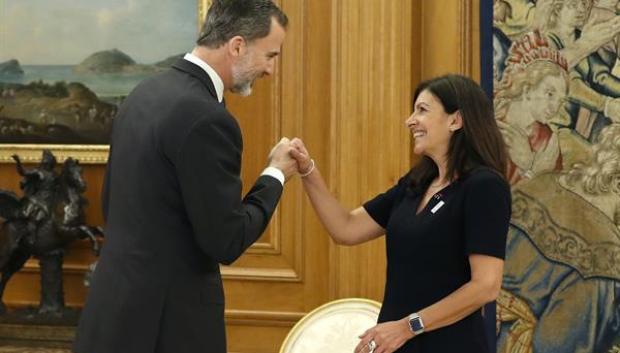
[[0, 0, 211, 163]]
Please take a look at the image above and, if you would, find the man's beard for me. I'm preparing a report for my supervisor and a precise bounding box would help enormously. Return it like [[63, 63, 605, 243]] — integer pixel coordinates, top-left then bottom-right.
[[231, 75, 253, 97], [231, 56, 258, 97]]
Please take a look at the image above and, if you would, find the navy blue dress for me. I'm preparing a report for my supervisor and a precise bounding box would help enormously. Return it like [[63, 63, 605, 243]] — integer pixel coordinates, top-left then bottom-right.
[[363, 167, 511, 353]]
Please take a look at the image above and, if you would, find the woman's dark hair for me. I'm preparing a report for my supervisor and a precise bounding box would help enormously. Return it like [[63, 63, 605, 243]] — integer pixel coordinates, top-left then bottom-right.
[[197, 0, 288, 48], [409, 74, 507, 191]]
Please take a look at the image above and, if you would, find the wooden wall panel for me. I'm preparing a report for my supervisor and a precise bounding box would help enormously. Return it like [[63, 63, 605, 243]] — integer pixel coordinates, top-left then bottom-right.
[[0, 1, 482, 352], [215, 0, 333, 351], [420, 0, 480, 80], [328, 0, 413, 300]]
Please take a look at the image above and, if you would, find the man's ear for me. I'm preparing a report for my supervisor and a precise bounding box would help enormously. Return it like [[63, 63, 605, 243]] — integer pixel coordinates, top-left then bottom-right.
[[449, 111, 463, 132], [227, 36, 247, 57]]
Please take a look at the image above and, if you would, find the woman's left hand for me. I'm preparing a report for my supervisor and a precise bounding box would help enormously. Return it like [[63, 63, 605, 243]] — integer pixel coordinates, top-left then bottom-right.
[[354, 319, 414, 353]]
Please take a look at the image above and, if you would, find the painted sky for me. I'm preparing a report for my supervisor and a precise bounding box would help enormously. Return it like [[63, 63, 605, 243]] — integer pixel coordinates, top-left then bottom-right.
[[0, 0, 199, 65]]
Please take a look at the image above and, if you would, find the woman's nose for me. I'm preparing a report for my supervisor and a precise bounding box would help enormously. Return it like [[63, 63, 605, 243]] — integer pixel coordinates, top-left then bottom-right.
[[405, 114, 416, 127]]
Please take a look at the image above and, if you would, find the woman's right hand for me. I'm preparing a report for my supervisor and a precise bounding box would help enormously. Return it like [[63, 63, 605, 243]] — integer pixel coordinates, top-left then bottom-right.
[[290, 138, 314, 175], [289, 137, 384, 245]]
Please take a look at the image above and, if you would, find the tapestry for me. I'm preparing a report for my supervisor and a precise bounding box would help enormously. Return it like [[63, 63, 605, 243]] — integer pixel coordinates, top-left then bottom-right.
[[492, 1, 620, 352]]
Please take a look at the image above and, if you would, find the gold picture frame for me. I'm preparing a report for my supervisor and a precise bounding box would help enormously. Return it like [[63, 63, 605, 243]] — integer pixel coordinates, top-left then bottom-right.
[[0, 0, 212, 164], [0, 144, 109, 164], [198, 0, 214, 26]]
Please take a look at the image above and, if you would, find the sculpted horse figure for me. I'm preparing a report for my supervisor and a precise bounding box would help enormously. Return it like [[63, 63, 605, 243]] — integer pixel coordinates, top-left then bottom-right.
[[0, 153, 101, 315]]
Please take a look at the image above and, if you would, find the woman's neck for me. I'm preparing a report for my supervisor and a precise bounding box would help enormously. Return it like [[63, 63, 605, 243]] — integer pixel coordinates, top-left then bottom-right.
[[430, 156, 450, 184]]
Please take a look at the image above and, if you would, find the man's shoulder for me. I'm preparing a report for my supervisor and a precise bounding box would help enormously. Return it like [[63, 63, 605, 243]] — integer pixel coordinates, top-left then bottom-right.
[[144, 70, 228, 123], [163, 96, 231, 131], [124, 67, 234, 138], [156, 91, 237, 149]]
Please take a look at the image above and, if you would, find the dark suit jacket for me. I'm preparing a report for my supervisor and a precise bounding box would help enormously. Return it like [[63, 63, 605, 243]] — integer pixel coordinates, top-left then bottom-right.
[[73, 59, 283, 353]]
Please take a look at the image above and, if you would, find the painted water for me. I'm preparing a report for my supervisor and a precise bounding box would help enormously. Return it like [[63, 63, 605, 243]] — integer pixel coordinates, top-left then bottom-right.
[[0, 65, 151, 100]]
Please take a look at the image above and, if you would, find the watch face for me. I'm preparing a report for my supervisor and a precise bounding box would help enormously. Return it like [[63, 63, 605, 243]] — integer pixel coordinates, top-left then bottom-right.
[[410, 317, 423, 332]]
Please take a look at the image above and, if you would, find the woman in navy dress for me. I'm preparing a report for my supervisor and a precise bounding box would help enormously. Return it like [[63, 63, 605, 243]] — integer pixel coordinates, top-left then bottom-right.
[[290, 74, 511, 353]]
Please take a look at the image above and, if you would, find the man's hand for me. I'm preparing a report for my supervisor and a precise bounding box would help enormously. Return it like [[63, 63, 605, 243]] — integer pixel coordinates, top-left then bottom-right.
[[267, 137, 298, 181]]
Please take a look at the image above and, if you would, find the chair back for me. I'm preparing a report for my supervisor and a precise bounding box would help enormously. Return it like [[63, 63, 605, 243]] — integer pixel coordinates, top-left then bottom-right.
[[279, 298, 381, 353]]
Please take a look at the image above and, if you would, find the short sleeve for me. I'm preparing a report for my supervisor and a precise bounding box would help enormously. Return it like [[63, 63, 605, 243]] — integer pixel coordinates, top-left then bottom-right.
[[464, 171, 511, 259], [363, 174, 410, 229]]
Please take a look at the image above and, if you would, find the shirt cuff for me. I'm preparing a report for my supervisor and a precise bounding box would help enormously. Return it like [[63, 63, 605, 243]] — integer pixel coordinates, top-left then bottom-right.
[[261, 167, 285, 186]]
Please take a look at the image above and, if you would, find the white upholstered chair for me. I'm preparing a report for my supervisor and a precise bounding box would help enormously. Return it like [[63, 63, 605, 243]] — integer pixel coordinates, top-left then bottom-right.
[[279, 298, 381, 353]]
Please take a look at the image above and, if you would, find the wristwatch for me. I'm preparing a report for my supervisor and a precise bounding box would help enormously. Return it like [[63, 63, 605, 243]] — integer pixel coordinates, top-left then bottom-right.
[[408, 313, 425, 335]]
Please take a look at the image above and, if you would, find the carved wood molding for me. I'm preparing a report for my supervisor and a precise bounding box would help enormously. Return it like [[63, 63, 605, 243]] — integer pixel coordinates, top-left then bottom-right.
[[459, 0, 473, 76], [225, 309, 304, 327], [22, 261, 302, 281], [221, 266, 301, 282]]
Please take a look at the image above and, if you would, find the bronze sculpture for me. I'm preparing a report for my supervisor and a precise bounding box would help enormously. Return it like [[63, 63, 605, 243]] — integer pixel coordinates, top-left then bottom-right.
[[0, 150, 102, 316]]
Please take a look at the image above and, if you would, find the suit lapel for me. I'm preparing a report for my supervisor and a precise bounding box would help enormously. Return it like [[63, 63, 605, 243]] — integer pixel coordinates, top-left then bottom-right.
[[172, 59, 219, 101]]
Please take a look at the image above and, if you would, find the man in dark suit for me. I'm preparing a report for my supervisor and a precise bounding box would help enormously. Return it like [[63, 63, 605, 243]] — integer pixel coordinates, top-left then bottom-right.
[[73, 1, 293, 352]]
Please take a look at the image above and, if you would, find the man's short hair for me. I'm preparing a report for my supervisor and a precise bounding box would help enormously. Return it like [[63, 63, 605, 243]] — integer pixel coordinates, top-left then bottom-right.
[[197, 0, 288, 48]]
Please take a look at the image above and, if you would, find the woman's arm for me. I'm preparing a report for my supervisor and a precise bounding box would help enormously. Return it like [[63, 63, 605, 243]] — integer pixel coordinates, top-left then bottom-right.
[[290, 139, 384, 246], [418, 254, 503, 330], [356, 254, 504, 353]]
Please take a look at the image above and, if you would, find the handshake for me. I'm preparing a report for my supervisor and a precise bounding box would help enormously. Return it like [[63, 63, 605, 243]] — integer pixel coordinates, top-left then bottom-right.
[[267, 137, 314, 181]]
